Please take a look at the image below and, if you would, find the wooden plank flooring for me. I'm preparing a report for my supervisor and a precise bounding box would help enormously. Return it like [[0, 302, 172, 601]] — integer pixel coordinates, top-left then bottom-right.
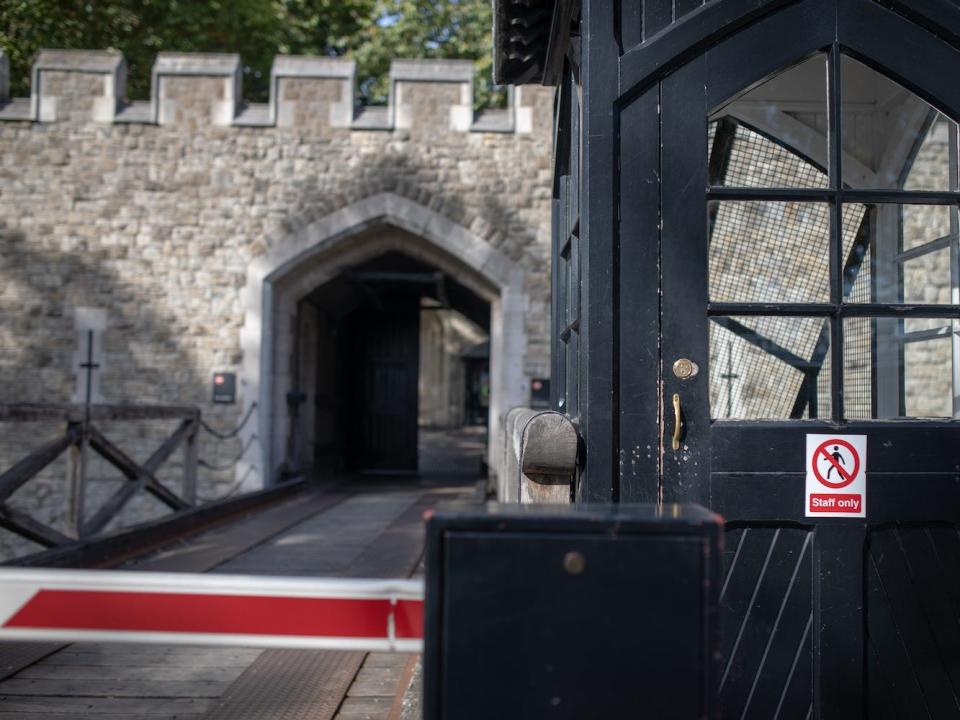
[[333, 653, 412, 720], [198, 485, 455, 720], [0, 472, 475, 719], [0, 486, 350, 685]]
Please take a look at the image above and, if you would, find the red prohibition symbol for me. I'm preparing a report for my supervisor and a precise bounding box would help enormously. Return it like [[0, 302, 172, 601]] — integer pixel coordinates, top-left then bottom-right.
[[812, 438, 859, 489]]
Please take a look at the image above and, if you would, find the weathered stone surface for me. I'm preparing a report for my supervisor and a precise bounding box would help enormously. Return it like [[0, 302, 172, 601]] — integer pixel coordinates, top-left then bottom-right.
[[33, 50, 125, 123], [0, 51, 554, 559]]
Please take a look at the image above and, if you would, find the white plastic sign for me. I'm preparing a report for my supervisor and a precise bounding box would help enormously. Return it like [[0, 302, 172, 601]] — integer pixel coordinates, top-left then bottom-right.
[[805, 434, 866, 518]]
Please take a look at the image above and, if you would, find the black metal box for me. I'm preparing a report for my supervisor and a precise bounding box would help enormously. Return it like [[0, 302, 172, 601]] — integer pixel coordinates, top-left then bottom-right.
[[423, 503, 722, 719]]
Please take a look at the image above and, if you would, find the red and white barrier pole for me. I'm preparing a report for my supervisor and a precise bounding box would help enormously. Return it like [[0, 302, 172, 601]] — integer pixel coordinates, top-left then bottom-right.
[[0, 568, 424, 652]]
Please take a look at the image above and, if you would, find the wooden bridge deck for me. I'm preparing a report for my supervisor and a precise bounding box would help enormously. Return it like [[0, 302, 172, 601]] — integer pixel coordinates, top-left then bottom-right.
[[0, 429, 484, 719]]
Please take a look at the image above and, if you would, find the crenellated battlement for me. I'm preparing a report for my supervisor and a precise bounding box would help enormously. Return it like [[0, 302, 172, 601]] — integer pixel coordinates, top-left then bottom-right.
[[0, 49, 546, 133]]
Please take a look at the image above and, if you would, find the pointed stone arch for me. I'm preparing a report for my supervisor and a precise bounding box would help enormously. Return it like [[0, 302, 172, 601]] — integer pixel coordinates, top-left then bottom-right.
[[238, 192, 529, 486]]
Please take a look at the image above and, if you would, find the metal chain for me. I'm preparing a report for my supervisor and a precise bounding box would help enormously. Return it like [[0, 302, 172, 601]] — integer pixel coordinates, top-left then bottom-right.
[[198, 402, 257, 440], [198, 434, 259, 472]]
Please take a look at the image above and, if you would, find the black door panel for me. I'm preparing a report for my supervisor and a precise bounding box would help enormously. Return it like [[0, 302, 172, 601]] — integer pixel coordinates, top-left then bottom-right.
[[617, 1, 960, 715], [346, 306, 420, 471]]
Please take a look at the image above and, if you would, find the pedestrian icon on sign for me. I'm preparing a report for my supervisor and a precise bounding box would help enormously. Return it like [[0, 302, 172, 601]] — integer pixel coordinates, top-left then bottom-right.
[[811, 437, 860, 490], [806, 434, 867, 518], [824, 445, 846, 481]]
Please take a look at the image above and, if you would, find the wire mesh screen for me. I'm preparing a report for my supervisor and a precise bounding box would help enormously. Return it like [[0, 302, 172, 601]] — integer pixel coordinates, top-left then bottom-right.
[[903, 114, 954, 192], [709, 317, 831, 419], [709, 200, 832, 304], [707, 118, 868, 419], [842, 207, 873, 418], [710, 121, 828, 189]]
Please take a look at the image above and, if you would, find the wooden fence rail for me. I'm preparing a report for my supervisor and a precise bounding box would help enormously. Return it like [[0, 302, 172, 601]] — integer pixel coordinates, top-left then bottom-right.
[[0, 404, 200, 548]]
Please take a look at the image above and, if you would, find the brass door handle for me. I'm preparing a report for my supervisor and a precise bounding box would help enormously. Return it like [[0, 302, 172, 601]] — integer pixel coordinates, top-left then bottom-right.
[[672, 393, 683, 451]]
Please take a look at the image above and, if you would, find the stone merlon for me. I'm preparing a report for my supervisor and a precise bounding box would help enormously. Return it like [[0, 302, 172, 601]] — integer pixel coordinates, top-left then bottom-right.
[[0, 50, 544, 133]]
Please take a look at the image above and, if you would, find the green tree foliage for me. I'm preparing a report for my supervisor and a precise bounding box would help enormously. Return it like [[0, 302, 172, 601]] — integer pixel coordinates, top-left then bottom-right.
[[353, 0, 502, 108], [0, 0, 372, 101], [0, 0, 501, 107]]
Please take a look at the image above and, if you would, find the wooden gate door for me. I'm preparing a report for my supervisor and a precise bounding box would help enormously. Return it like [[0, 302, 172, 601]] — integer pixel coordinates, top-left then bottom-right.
[[619, 1, 960, 716], [348, 305, 420, 472]]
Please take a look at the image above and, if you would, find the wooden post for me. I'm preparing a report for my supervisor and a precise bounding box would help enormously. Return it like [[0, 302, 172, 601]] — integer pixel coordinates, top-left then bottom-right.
[[518, 411, 578, 504], [182, 418, 199, 505], [503, 408, 579, 504], [67, 421, 88, 539]]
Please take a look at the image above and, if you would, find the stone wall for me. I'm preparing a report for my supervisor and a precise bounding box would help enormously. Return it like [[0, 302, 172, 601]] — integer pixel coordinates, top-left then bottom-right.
[[419, 308, 487, 429], [0, 49, 553, 559], [898, 119, 954, 418]]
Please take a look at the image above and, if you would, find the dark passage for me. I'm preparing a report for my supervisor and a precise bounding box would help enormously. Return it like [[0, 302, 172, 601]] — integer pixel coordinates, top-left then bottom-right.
[[289, 248, 491, 475], [342, 301, 421, 472]]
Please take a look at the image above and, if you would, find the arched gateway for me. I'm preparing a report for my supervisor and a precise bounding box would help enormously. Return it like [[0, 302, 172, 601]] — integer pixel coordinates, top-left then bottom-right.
[[0, 51, 553, 549], [240, 192, 528, 484]]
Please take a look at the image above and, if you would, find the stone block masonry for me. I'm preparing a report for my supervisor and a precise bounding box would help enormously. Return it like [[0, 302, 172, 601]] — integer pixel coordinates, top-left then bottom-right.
[[0, 49, 554, 558]]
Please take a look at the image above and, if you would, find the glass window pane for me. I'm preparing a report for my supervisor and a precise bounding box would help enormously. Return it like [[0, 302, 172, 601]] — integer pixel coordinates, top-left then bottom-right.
[[709, 201, 830, 303], [841, 203, 958, 303], [843, 318, 958, 418], [902, 204, 953, 251], [843, 318, 873, 419], [904, 247, 952, 304], [710, 316, 831, 419], [709, 54, 827, 188], [841, 56, 959, 190], [905, 318, 952, 333], [905, 115, 957, 191], [842, 203, 873, 303], [905, 337, 954, 417]]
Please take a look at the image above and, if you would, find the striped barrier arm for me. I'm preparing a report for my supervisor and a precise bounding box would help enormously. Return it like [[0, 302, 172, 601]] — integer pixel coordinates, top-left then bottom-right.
[[0, 568, 425, 652]]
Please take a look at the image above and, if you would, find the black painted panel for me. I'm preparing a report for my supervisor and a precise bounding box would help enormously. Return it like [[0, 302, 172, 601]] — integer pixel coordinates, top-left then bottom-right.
[[676, 0, 706, 16], [644, 0, 674, 39], [711, 474, 805, 522], [619, 0, 711, 55], [661, 54, 712, 504], [712, 472, 960, 524], [578, 0, 620, 500], [440, 532, 708, 718], [618, 87, 661, 502], [619, 0, 791, 95], [619, 0, 644, 53], [719, 526, 813, 718], [712, 423, 960, 474], [867, 525, 960, 718]]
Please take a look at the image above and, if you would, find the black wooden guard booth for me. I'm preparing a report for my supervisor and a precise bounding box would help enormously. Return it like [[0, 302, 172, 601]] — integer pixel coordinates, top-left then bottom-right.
[[423, 503, 723, 719], [495, 0, 960, 717]]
